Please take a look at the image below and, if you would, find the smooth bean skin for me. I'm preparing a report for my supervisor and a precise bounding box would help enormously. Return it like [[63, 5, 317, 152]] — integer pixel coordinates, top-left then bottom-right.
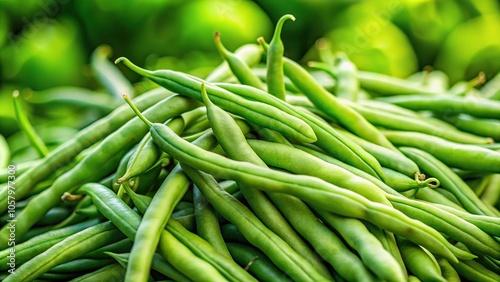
[[116, 57, 317, 144], [437, 258, 461, 282], [182, 165, 329, 282], [69, 263, 126, 282], [398, 237, 447, 282], [357, 70, 440, 95], [400, 147, 497, 217], [226, 242, 293, 282], [441, 114, 500, 141], [148, 122, 466, 263], [385, 131, 499, 173], [0, 87, 171, 214], [0, 134, 10, 169], [376, 94, 500, 119], [0, 94, 199, 248], [266, 14, 294, 100], [49, 258, 115, 274], [3, 221, 124, 282], [79, 182, 228, 282], [247, 139, 390, 205], [216, 82, 385, 180], [214, 32, 265, 90], [201, 83, 331, 278]]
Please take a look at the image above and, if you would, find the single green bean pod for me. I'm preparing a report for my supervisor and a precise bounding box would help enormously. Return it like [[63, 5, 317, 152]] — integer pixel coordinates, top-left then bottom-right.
[[266, 14, 295, 100]]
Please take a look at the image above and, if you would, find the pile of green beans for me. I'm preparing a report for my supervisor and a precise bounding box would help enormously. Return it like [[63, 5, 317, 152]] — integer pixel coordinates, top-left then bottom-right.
[[1, 14, 500, 282]]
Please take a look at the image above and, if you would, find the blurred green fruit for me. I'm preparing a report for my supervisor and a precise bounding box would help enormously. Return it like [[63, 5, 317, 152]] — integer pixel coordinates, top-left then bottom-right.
[[175, 0, 273, 52], [322, 2, 418, 78], [1, 17, 86, 90], [435, 14, 500, 83]]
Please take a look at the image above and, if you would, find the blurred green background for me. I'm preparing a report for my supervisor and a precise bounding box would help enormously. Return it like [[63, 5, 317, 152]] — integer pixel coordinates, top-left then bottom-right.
[[1, 0, 500, 162]]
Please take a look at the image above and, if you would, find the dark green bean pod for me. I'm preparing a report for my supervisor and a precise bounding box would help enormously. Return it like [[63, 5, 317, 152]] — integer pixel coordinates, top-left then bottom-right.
[[266, 14, 295, 100], [206, 43, 263, 83], [0, 94, 199, 247], [25, 86, 118, 113], [39, 271, 84, 281], [336, 127, 421, 178], [247, 139, 390, 205], [3, 221, 124, 282], [381, 167, 440, 192], [440, 114, 500, 141], [339, 99, 492, 144], [295, 144, 500, 255], [226, 242, 293, 282], [315, 210, 406, 282], [105, 252, 192, 282], [216, 82, 385, 180], [0, 87, 172, 215], [69, 263, 126, 282], [49, 258, 114, 274], [397, 237, 447, 282], [91, 44, 135, 99], [34, 206, 71, 226], [116, 57, 317, 144], [437, 258, 461, 282], [194, 185, 232, 258], [399, 146, 498, 216], [84, 238, 133, 259], [386, 131, 499, 173], [376, 94, 500, 119], [181, 165, 329, 282], [143, 116, 474, 263], [0, 219, 99, 271], [199, 83, 331, 277], [259, 39, 397, 152], [214, 32, 265, 90]]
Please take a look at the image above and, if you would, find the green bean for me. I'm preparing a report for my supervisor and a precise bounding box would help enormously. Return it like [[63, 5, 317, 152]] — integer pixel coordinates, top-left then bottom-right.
[[0, 219, 99, 271], [39, 271, 83, 281], [0, 134, 10, 169], [3, 221, 124, 282], [400, 146, 497, 216], [214, 32, 265, 90], [437, 258, 461, 282], [451, 254, 500, 281], [84, 238, 133, 259], [357, 70, 440, 95], [13, 90, 49, 157], [260, 39, 397, 152], [440, 114, 500, 141], [377, 94, 500, 119], [0, 87, 171, 215], [481, 174, 500, 206], [216, 82, 384, 179], [112, 147, 136, 192], [226, 242, 292, 282], [0, 159, 40, 183], [315, 210, 406, 282], [168, 218, 259, 282], [266, 14, 295, 100], [206, 43, 263, 83], [159, 227, 228, 282], [0, 94, 199, 247], [91, 44, 134, 99], [34, 206, 71, 226], [247, 139, 390, 205], [50, 258, 115, 274], [193, 184, 231, 258], [397, 237, 446, 282], [25, 86, 118, 113], [125, 165, 191, 282], [336, 127, 421, 177], [413, 188, 466, 211], [199, 83, 330, 276], [181, 165, 329, 282], [388, 131, 500, 172], [116, 57, 317, 144], [105, 252, 192, 282], [381, 167, 440, 192], [80, 180, 227, 282], [337, 99, 492, 144], [389, 197, 500, 259], [69, 263, 126, 282]]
